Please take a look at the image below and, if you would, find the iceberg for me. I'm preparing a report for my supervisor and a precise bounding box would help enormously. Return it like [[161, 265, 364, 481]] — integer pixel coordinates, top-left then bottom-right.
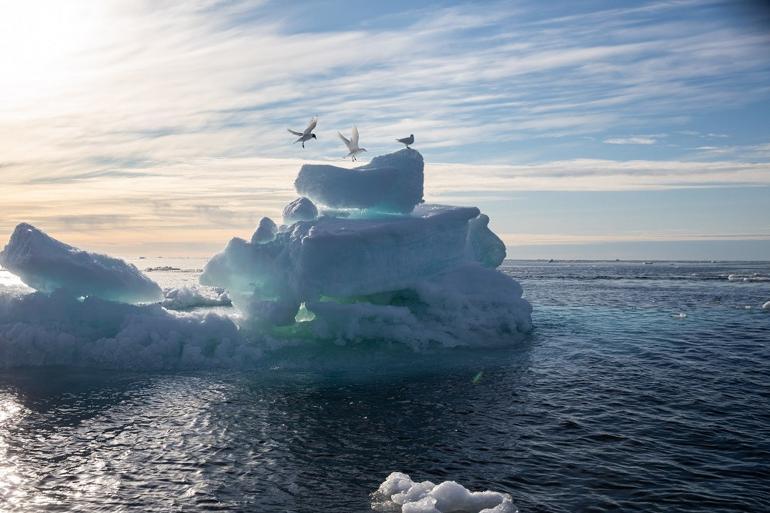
[[201, 149, 532, 345], [0, 223, 162, 304], [295, 148, 424, 213], [372, 472, 517, 513]]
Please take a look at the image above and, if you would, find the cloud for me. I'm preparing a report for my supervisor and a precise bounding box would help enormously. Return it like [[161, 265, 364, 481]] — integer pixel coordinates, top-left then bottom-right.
[[603, 136, 658, 145]]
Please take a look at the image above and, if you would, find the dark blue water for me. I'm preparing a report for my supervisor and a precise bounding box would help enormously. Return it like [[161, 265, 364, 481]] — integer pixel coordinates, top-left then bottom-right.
[[1, 261, 769, 512]]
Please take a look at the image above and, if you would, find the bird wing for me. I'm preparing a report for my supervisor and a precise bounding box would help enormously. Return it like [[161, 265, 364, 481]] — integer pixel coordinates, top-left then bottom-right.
[[304, 117, 317, 136], [288, 128, 303, 136], [338, 131, 352, 150], [396, 136, 408, 143], [351, 126, 359, 147]]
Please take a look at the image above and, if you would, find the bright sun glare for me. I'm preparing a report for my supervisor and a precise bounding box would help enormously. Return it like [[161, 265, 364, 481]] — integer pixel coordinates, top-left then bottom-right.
[[0, 1, 107, 105]]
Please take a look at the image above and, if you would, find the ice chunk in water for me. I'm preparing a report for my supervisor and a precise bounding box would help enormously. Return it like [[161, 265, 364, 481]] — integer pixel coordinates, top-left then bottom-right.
[[295, 148, 423, 213], [372, 472, 517, 513], [0, 223, 162, 304]]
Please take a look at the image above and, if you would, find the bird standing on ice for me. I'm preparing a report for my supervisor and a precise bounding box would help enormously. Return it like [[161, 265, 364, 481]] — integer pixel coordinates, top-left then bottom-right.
[[338, 126, 367, 161], [396, 134, 414, 148], [288, 117, 318, 148]]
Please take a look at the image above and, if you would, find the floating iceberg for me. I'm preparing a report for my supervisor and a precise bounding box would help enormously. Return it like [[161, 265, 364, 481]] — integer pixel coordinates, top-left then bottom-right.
[[201, 149, 532, 345], [295, 148, 424, 213], [372, 472, 517, 513], [0, 223, 162, 304]]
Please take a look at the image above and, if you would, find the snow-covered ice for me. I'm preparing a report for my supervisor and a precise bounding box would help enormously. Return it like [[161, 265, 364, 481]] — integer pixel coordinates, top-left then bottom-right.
[[0, 223, 162, 304], [371, 472, 517, 513], [295, 148, 424, 213]]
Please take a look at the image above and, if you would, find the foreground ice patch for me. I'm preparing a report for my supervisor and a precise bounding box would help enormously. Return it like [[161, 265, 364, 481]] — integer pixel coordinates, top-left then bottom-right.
[[372, 472, 517, 513], [0, 224, 162, 304]]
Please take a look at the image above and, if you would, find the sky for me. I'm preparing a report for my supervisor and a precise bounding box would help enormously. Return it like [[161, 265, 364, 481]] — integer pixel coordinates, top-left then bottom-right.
[[1, 0, 769, 260]]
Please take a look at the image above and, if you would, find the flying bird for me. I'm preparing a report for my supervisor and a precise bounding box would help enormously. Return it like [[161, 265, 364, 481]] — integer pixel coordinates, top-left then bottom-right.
[[288, 117, 318, 148], [338, 126, 367, 161], [396, 134, 414, 148]]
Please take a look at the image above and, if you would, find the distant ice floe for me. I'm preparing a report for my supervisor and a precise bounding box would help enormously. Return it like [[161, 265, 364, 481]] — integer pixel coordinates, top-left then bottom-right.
[[727, 273, 770, 282], [0, 223, 162, 304], [762, 301, 770, 310], [161, 285, 231, 310], [371, 472, 517, 513]]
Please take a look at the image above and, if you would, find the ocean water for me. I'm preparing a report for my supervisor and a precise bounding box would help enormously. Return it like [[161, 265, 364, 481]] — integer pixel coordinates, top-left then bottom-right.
[[1, 260, 769, 512]]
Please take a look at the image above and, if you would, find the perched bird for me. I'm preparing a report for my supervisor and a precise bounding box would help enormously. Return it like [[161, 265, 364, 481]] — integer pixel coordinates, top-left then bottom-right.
[[288, 117, 318, 148], [338, 126, 367, 161], [396, 134, 414, 148]]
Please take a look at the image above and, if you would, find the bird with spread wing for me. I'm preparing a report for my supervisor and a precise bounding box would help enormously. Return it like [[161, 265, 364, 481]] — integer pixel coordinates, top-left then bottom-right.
[[288, 117, 318, 148], [338, 126, 367, 161]]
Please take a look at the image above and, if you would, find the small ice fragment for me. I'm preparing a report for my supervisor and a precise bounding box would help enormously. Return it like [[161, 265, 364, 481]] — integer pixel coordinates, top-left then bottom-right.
[[372, 472, 517, 513], [251, 217, 278, 244], [674, 312, 687, 319], [762, 301, 770, 310], [282, 197, 318, 224]]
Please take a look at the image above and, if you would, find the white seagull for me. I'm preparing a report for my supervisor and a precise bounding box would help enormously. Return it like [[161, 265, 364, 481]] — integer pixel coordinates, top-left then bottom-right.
[[338, 126, 367, 161], [396, 134, 414, 148], [288, 117, 318, 148]]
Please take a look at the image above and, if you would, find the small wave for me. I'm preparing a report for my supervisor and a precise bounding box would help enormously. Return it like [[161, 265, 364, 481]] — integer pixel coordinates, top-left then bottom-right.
[[144, 266, 202, 273]]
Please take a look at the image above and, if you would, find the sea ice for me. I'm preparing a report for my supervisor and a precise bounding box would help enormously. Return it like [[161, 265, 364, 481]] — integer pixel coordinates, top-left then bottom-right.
[[372, 472, 517, 513], [282, 197, 318, 224], [763, 300, 770, 310], [295, 148, 424, 213], [0, 223, 163, 304]]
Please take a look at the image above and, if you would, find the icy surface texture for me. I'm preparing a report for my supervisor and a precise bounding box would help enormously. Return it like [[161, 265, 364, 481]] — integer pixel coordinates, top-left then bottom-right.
[[282, 197, 318, 224], [251, 217, 277, 244], [372, 472, 517, 513], [0, 290, 259, 369], [467, 214, 506, 268], [161, 285, 231, 310], [0, 223, 162, 304], [295, 148, 424, 213]]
